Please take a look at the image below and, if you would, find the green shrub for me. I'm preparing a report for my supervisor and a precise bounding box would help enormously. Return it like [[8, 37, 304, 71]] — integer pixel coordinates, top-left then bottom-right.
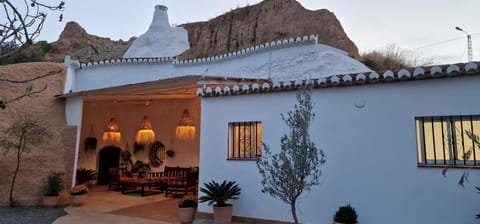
[[334, 204, 358, 224], [43, 171, 64, 196]]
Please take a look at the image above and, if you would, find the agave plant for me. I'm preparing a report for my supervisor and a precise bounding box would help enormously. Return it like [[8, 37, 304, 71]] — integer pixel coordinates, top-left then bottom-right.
[[199, 180, 241, 207]]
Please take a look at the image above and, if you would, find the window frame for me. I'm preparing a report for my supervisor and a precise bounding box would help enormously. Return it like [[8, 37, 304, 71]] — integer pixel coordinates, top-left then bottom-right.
[[415, 115, 480, 169], [227, 121, 262, 161]]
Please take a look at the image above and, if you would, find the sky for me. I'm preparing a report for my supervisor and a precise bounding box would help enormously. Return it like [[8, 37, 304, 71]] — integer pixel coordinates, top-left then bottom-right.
[[37, 0, 480, 65]]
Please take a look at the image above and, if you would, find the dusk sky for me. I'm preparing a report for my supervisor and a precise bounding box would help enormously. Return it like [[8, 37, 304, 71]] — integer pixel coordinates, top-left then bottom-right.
[[38, 0, 480, 65]]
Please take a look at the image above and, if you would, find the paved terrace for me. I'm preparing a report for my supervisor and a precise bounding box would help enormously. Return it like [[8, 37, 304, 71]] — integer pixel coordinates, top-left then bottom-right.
[[53, 185, 243, 224]]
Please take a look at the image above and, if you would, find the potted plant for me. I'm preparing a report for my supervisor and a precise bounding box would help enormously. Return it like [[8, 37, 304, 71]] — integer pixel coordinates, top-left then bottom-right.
[[199, 180, 241, 224], [76, 168, 97, 186], [333, 204, 358, 224], [178, 195, 197, 223], [119, 152, 151, 178], [130, 160, 150, 177], [42, 171, 64, 208], [70, 184, 89, 206]]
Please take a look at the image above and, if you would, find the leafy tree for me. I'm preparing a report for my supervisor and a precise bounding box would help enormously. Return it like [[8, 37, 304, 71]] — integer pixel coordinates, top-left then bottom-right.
[[256, 85, 326, 223], [0, 0, 64, 59], [0, 115, 51, 206]]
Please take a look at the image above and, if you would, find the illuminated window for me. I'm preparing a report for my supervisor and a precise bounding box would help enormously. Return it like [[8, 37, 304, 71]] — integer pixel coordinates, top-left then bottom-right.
[[416, 115, 480, 167], [228, 121, 262, 160]]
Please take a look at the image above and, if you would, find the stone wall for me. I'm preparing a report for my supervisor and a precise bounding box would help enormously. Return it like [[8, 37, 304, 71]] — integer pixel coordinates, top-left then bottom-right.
[[0, 62, 76, 206]]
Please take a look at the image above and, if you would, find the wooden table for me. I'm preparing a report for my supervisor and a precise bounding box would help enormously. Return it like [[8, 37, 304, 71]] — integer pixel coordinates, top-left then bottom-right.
[[119, 177, 166, 196]]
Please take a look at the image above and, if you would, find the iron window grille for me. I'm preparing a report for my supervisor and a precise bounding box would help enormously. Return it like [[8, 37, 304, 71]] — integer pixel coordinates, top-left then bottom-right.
[[416, 115, 480, 167], [228, 121, 262, 160]]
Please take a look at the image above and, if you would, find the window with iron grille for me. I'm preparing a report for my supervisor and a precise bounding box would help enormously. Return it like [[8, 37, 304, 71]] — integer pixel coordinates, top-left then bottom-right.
[[416, 115, 480, 167], [228, 121, 262, 160]]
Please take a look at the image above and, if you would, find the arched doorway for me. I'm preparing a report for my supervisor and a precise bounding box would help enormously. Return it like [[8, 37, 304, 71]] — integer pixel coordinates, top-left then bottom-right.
[[97, 146, 121, 185]]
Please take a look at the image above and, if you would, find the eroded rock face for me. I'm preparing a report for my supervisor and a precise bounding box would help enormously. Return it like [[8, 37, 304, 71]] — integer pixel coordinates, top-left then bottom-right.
[[46, 22, 133, 62], [123, 5, 190, 58], [179, 0, 359, 59], [48, 0, 358, 62], [0, 63, 76, 206]]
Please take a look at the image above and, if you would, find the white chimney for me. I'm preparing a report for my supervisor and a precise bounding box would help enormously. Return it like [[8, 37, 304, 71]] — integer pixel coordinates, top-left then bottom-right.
[[150, 5, 170, 29], [123, 5, 190, 58]]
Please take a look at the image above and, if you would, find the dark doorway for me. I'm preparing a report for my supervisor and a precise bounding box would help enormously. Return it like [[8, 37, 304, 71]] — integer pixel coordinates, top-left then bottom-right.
[[97, 146, 121, 185]]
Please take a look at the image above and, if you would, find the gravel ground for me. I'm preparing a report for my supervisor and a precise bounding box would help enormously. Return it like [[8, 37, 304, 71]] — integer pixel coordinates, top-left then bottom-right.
[[0, 207, 66, 224]]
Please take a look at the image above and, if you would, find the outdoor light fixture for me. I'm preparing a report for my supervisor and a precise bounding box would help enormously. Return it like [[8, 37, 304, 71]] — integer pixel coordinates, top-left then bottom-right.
[[136, 116, 156, 144], [102, 117, 121, 143], [176, 109, 195, 140], [455, 26, 473, 62]]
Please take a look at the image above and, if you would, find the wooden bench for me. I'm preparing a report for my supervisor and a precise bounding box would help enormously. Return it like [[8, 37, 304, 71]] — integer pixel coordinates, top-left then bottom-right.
[[159, 166, 198, 197]]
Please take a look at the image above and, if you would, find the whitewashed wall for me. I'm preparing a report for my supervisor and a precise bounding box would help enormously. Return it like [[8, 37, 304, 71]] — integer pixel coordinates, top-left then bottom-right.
[[199, 75, 480, 224], [71, 43, 370, 93]]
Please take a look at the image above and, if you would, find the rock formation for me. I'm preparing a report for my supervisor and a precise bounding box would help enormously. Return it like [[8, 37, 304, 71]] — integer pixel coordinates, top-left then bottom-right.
[[46, 22, 133, 62], [46, 0, 358, 62], [179, 0, 359, 59], [0, 62, 76, 206]]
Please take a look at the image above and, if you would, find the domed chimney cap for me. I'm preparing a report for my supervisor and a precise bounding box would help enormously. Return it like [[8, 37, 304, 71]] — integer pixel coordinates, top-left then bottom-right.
[[155, 5, 168, 11]]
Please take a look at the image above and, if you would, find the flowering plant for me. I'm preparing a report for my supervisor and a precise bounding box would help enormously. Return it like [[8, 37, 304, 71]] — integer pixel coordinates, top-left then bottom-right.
[[70, 185, 89, 195], [178, 195, 197, 208]]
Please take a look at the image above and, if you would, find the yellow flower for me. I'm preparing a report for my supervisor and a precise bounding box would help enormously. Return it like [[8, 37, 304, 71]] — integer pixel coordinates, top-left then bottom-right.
[[70, 185, 89, 195]]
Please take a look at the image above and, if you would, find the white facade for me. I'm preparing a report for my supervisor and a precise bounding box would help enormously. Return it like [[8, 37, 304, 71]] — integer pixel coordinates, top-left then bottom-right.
[[199, 73, 480, 224], [61, 4, 480, 223]]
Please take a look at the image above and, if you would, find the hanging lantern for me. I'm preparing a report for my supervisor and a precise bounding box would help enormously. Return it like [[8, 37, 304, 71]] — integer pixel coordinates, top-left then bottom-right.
[[176, 109, 195, 140], [102, 117, 121, 143], [136, 116, 156, 144]]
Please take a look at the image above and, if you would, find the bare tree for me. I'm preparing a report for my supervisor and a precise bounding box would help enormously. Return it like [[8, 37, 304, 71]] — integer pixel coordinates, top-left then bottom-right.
[[0, 115, 51, 206], [0, 0, 64, 59], [0, 68, 62, 110], [0, 0, 64, 110], [256, 85, 326, 224]]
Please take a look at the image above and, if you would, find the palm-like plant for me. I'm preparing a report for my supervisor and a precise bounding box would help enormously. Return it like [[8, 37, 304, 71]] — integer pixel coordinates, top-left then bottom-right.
[[199, 180, 241, 207], [76, 168, 97, 185]]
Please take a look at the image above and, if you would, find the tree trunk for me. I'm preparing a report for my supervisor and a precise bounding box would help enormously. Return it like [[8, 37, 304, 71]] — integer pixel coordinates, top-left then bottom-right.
[[9, 148, 21, 206], [291, 201, 299, 224]]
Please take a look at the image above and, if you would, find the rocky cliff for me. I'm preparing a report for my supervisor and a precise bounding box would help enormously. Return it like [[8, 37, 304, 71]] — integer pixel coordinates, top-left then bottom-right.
[[45, 22, 134, 62], [179, 0, 358, 59], [45, 0, 358, 62]]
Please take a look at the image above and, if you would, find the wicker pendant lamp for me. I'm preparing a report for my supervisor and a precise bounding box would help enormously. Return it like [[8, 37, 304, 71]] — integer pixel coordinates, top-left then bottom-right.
[[136, 115, 156, 144], [102, 117, 121, 143], [176, 109, 195, 140]]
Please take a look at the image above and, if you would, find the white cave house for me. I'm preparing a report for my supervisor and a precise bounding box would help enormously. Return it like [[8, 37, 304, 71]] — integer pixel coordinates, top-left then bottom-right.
[[59, 5, 480, 224]]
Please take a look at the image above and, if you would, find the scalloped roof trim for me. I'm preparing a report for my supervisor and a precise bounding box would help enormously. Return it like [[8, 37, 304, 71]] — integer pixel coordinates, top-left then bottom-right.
[[197, 62, 480, 97], [77, 34, 319, 69]]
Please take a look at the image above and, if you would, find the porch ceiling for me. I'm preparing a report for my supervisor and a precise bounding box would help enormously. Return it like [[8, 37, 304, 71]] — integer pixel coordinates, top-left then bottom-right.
[[57, 75, 270, 102], [59, 76, 204, 102]]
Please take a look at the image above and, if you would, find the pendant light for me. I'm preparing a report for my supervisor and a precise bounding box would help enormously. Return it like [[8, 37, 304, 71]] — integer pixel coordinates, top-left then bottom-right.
[[136, 101, 155, 145], [136, 115, 156, 144], [176, 109, 195, 140], [102, 117, 121, 143]]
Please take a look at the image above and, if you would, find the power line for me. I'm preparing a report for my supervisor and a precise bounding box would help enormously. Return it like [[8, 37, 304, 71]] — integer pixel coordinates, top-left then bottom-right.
[[414, 36, 464, 50]]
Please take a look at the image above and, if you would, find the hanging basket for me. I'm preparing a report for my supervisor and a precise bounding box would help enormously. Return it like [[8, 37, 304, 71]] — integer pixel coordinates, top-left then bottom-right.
[[85, 125, 97, 153]]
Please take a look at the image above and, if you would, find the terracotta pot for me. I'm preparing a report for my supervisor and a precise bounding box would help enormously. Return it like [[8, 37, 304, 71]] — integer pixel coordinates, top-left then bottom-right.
[[178, 207, 196, 223], [213, 205, 233, 224], [71, 194, 87, 206], [42, 195, 59, 208]]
